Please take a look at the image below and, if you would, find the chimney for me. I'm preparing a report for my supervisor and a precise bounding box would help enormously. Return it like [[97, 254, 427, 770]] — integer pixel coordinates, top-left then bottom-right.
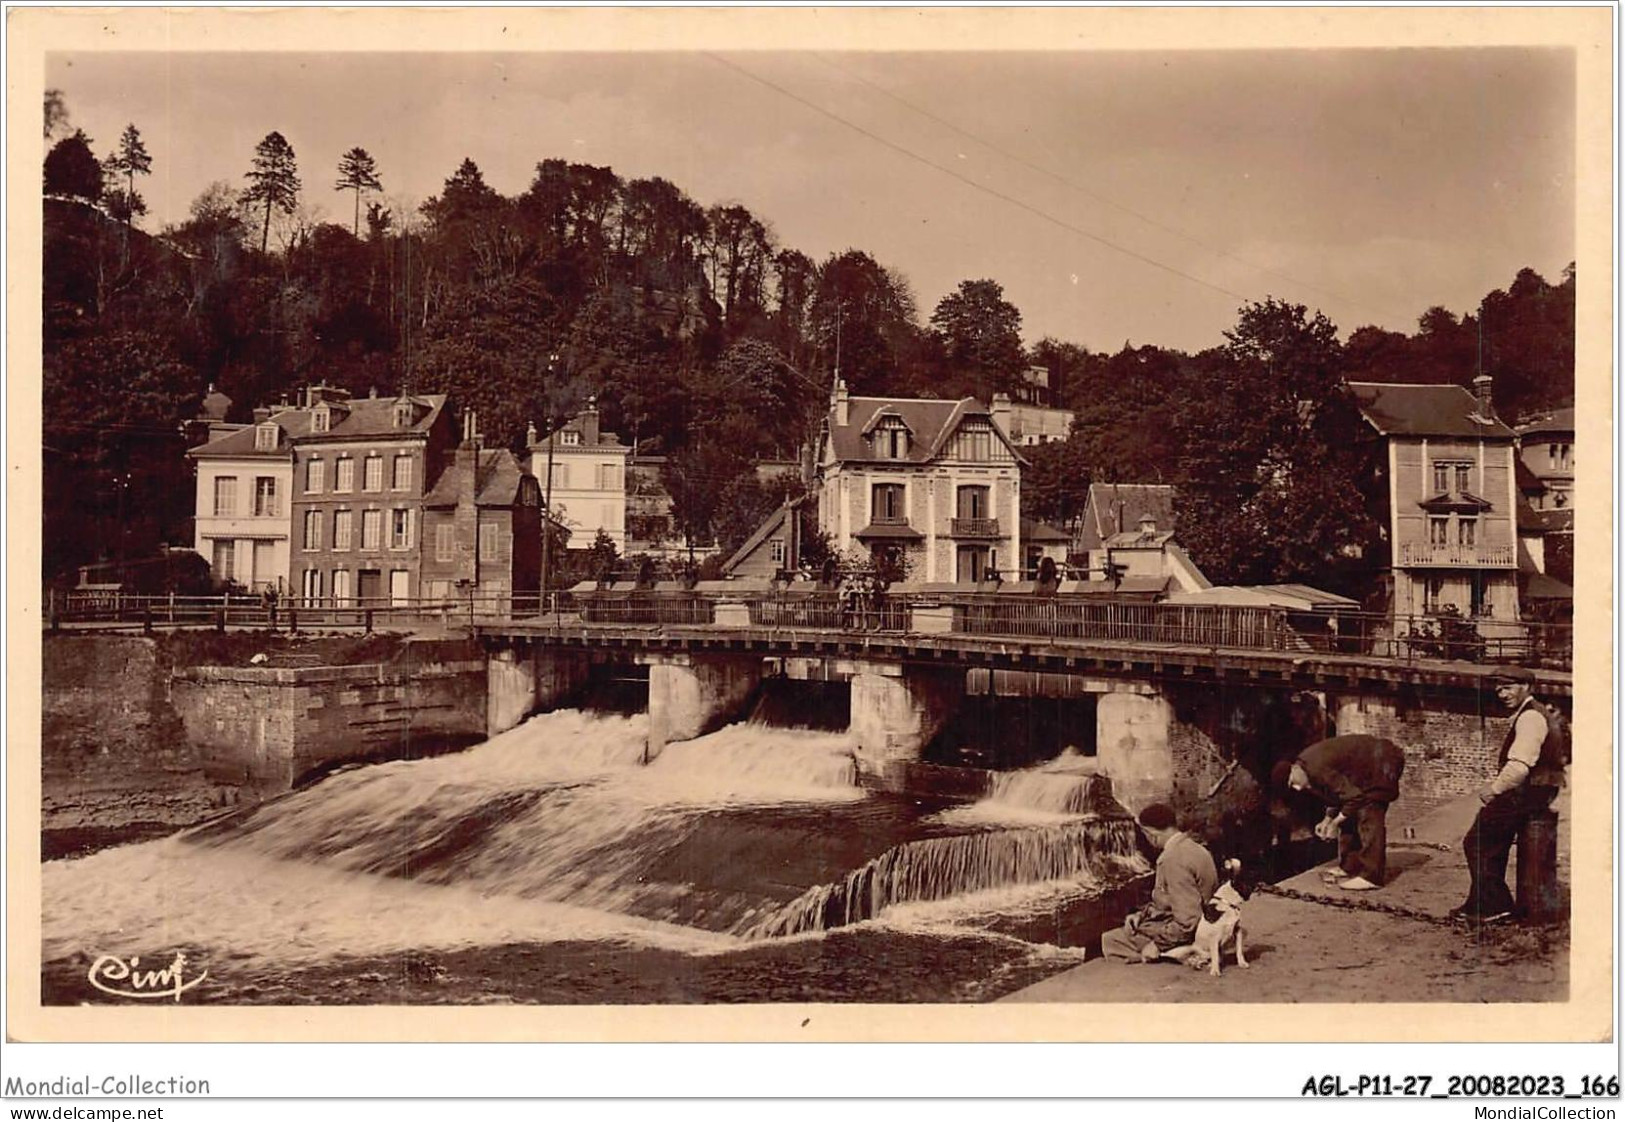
[[1472, 373, 1495, 418], [1138, 513, 1157, 537], [833, 378, 849, 427], [369, 386, 378, 399], [582, 396, 600, 446], [526, 420, 538, 447], [990, 392, 1014, 440], [252, 406, 272, 424]]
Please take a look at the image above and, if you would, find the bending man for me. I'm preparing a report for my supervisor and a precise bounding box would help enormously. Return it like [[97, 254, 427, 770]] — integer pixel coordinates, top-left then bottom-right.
[[1273, 734, 1406, 891]]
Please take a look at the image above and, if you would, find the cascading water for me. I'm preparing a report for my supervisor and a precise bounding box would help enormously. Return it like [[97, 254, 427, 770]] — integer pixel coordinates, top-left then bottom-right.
[[42, 709, 1147, 1003], [740, 818, 1146, 939]]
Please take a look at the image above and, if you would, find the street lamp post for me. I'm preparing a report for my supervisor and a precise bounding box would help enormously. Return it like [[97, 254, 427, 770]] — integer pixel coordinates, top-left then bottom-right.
[[538, 350, 570, 621], [540, 423, 557, 617]]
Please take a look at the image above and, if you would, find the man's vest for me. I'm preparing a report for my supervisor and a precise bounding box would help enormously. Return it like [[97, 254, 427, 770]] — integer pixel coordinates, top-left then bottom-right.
[[1498, 698, 1567, 788]]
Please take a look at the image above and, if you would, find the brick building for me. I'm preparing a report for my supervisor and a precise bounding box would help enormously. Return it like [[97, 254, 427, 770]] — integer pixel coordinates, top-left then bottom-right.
[[288, 387, 455, 606]]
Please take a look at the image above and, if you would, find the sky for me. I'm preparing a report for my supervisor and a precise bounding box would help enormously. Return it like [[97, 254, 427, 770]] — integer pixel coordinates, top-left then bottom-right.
[[47, 46, 1575, 354]]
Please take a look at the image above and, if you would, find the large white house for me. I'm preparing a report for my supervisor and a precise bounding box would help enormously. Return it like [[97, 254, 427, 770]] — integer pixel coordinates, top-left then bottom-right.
[[528, 400, 631, 552], [186, 408, 295, 592], [815, 380, 1027, 582]]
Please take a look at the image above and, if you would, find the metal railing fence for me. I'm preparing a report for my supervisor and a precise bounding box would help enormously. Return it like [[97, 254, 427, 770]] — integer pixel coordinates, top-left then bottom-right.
[[45, 588, 1570, 669]]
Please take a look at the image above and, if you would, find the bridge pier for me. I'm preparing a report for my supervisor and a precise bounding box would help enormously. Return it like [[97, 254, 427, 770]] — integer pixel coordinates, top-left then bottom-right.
[[849, 663, 960, 787], [488, 646, 537, 735], [645, 652, 762, 756], [1096, 687, 1174, 812], [488, 646, 596, 736]]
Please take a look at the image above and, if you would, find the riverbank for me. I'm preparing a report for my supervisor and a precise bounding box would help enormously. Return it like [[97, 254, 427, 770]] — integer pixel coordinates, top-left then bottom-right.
[[1003, 789, 1570, 1004]]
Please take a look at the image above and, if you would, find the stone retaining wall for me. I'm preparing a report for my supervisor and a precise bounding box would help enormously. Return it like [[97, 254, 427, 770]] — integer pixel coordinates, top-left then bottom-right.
[[170, 645, 488, 789]]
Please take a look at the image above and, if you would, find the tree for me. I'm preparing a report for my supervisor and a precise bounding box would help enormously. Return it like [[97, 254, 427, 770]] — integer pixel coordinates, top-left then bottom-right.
[[1068, 343, 1189, 483], [586, 528, 620, 580], [405, 278, 568, 447], [1021, 434, 1093, 532], [334, 147, 383, 237], [43, 130, 102, 202], [928, 278, 1028, 399], [808, 249, 919, 395], [103, 188, 149, 228], [44, 88, 69, 140], [665, 437, 751, 557], [710, 338, 812, 457], [703, 202, 775, 330], [104, 124, 152, 231], [1031, 336, 1093, 409], [420, 158, 526, 289], [242, 131, 302, 253], [1174, 299, 1381, 594]]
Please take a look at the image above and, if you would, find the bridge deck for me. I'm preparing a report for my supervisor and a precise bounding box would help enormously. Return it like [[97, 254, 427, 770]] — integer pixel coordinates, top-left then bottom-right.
[[475, 619, 1572, 698]]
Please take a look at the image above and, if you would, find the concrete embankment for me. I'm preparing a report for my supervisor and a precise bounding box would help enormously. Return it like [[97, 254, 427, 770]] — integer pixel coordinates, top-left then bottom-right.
[[41, 632, 484, 858]]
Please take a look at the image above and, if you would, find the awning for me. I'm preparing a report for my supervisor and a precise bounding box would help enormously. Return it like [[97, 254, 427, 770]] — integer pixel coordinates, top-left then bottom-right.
[[854, 522, 925, 541]]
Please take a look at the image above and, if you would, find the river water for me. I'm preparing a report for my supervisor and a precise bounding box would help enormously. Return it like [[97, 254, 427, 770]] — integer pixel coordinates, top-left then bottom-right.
[[41, 711, 1150, 1004]]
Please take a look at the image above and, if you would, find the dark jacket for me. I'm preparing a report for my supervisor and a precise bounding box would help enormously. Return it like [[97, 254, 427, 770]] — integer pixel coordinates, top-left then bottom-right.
[[1499, 698, 1567, 789], [1297, 734, 1406, 813]]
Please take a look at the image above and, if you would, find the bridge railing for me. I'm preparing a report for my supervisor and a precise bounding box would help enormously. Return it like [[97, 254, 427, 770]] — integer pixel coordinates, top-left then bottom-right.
[[44, 588, 1571, 670], [949, 597, 1291, 650], [747, 591, 909, 632], [46, 591, 537, 631], [578, 593, 715, 626]]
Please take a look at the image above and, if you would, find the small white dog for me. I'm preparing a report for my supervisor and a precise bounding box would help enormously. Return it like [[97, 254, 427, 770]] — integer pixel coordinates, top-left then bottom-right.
[[1166, 858, 1251, 976]]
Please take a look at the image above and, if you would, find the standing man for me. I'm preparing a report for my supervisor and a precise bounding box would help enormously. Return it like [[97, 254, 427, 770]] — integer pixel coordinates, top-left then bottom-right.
[[1452, 667, 1568, 923], [1101, 803, 1218, 963], [1272, 734, 1406, 891]]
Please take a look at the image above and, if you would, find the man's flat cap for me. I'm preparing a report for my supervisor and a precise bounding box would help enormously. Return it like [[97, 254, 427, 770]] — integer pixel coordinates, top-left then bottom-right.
[[1136, 803, 1177, 830]]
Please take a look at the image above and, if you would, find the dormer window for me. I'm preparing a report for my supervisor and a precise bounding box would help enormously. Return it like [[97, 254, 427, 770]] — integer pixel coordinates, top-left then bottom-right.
[[393, 400, 416, 429], [561, 430, 581, 447], [312, 405, 331, 434], [254, 423, 278, 451], [866, 413, 912, 459]]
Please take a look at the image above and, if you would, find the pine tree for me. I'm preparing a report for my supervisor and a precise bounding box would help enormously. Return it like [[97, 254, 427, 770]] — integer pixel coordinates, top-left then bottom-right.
[[104, 124, 152, 231], [243, 131, 301, 253], [334, 147, 383, 237]]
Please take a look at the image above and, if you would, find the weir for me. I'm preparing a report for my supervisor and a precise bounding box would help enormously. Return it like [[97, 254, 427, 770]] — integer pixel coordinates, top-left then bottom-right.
[[46, 710, 1150, 978]]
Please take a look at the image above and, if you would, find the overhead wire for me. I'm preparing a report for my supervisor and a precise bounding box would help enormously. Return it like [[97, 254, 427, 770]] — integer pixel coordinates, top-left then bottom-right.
[[809, 51, 1413, 328], [704, 52, 1255, 310]]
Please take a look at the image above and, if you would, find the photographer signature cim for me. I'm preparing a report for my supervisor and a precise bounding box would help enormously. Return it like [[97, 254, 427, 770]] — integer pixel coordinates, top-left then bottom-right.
[[87, 952, 207, 1001]]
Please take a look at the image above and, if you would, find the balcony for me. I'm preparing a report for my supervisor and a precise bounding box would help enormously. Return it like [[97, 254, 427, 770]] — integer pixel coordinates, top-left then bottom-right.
[[1398, 542, 1516, 568], [950, 517, 1001, 539]]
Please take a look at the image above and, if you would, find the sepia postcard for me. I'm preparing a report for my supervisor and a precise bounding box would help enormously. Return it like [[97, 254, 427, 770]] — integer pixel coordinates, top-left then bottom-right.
[[5, 6, 1614, 1051]]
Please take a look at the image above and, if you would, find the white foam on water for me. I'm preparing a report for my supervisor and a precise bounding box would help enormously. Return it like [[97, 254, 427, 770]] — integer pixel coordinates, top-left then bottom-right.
[[42, 710, 864, 965], [929, 750, 1108, 828], [637, 724, 862, 805], [41, 836, 735, 965], [877, 869, 1147, 932], [740, 819, 1148, 939]]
